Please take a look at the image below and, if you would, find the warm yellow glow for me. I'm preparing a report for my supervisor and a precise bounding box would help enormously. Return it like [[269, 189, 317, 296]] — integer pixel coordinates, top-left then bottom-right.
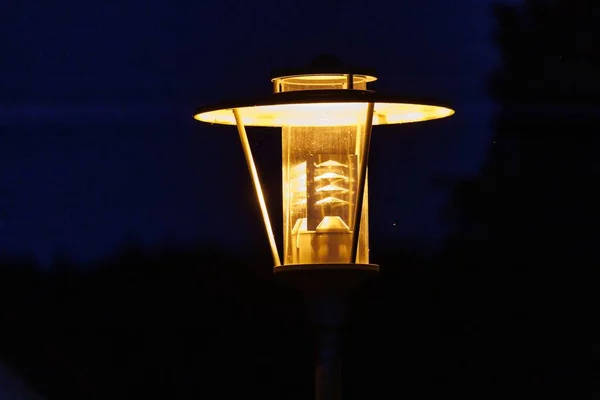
[[233, 109, 282, 266], [315, 196, 348, 206], [275, 74, 375, 92], [316, 184, 348, 193], [195, 102, 455, 127], [316, 160, 348, 168], [292, 162, 307, 173], [275, 74, 376, 83], [315, 172, 348, 181], [282, 121, 369, 265], [195, 69, 453, 269], [316, 216, 350, 232]]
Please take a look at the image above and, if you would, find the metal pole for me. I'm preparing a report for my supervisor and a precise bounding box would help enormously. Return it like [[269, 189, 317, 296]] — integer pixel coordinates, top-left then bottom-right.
[[350, 102, 374, 264], [233, 109, 282, 267], [345, 74, 353, 90], [315, 328, 342, 400]]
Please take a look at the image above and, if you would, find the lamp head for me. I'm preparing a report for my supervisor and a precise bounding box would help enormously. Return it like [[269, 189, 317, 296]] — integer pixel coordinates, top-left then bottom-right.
[[194, 56, 454, 270]]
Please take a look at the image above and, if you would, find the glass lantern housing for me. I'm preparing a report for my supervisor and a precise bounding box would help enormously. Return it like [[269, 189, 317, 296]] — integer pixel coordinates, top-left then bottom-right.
[[194, 60, 454, 270], [277, 74, 373, 266]]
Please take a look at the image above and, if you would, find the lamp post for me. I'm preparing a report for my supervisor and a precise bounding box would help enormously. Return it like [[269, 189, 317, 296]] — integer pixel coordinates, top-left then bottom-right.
[[194, 55, 454, 400]]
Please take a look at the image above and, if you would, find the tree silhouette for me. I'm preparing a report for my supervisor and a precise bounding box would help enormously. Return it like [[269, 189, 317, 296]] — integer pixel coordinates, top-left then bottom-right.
[[0, 244, 317, 399], [443, 0, 594, 394], [449, 0, 600, 264]]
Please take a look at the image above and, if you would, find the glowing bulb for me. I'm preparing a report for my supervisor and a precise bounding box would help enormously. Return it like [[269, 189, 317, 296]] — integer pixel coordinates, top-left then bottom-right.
[[292, 162, 307, 173], [315, 196, 347, 206], [316, 184, 348, 193], [315, 160, 348, 168], [315, 172, 348, 181]]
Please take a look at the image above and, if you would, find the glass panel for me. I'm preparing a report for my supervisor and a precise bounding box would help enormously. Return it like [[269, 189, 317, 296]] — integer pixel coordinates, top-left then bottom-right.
[[282, 121, 369, 265], [280, 74, 368, 92], [356, 174, 369, 264]]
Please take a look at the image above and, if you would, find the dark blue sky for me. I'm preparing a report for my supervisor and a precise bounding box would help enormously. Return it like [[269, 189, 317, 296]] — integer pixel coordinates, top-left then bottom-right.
[[0, 0, 520, 265]]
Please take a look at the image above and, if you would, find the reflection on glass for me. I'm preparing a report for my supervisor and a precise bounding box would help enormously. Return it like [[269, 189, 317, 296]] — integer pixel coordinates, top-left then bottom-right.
[[279, 74, 370, 266], [283, 126, 369, 265]]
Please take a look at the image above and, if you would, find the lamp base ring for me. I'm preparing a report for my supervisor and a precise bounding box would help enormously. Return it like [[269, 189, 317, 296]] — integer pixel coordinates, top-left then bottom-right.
[[273, 263, 379, 274]]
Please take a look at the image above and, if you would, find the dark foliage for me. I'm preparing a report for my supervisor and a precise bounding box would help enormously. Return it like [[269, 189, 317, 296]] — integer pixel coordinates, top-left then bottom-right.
[[449, 0, 600, 257], [443, 0, 595, 396], [0, 244, 315, 399], [0, 238, 584, 399]]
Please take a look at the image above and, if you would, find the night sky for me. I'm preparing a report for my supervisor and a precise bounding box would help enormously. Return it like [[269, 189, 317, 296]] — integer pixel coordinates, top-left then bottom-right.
[[1, 0, 521, 266]]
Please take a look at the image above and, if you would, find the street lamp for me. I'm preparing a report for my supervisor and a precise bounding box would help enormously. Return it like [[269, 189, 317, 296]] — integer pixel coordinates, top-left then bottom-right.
[[194, 55, 454, 400]]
